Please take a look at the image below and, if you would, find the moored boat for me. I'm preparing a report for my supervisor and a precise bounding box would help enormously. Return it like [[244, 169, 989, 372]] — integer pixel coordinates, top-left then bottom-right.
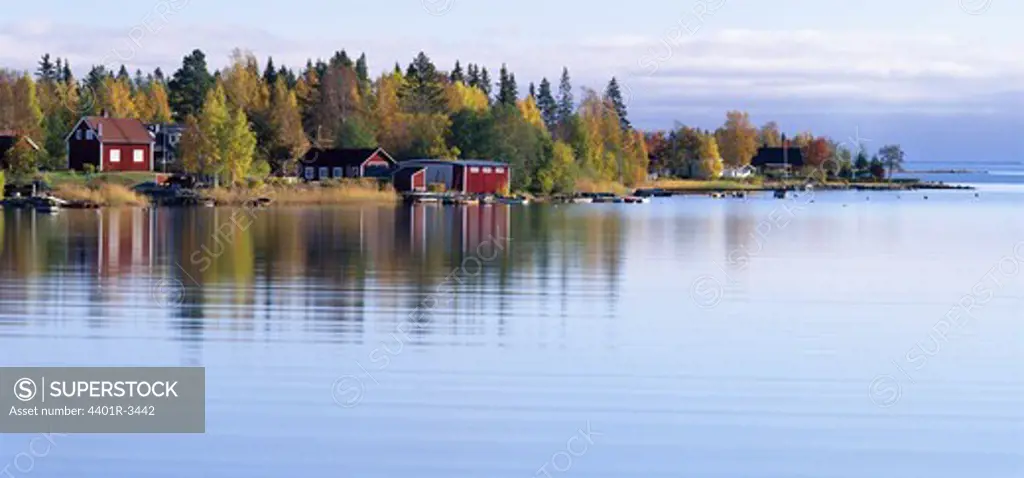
[[33, 196, 66, 214]]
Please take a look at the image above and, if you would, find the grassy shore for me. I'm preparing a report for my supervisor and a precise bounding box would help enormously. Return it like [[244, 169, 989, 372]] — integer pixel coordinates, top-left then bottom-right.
[[52, 183, 149, 207], [207, 179, 399, 206]]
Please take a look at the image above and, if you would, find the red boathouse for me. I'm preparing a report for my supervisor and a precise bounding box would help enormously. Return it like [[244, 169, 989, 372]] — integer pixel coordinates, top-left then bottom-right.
[[392, 159, 510, 194], [66, 116, 155, 172]]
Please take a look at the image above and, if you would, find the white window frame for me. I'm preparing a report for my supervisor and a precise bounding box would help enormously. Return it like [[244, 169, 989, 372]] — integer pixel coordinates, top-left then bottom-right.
[[319, 167, 329, 179], [133, 149, 144, 163], [496, 167, 505, 173], [483, 167, 493, 173], [304, 167, 315, 180], [332, 167, 343, 178], [349, 166, 359, 177], [110, 150, 121, 163], [76, 130, 83, 140], [85, 130, 93, 140], [469, 167, 480, 173]]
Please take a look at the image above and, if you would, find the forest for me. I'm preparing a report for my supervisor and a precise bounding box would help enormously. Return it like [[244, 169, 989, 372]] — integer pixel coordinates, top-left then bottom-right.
[[0, 49, 904, 193]]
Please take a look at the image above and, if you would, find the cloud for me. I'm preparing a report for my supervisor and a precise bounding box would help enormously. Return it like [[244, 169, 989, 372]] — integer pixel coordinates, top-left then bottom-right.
[[2, 19, 1022, 156]]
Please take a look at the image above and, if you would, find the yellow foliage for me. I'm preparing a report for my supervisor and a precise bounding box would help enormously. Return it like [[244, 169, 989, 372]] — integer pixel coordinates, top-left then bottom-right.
[[517, 96, 546, 132], [446, 82, 488, 112], [100, 77, 136, 118]]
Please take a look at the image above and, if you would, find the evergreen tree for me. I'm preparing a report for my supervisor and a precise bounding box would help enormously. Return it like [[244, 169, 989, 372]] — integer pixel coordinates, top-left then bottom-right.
[[466, 64, 480, 88], [556, 67, 574, 124], [331, 50, 353, 68], [528, 82, 536, 99], [117, 65, 131, 82], [604, 77, 629, 130], [479, 67, 493, 100], [355, 53, 370, 95], [168, 49, 215, 121], [496, 64, 518, 106], [536, 78, 557, 132], [61, 61, 72, 84], [36, 54, 57, 83], [134, 69, 146, 90], [402, 52, 446, 114], [263, 57, 278, 86], [450, 60, 465, 84]]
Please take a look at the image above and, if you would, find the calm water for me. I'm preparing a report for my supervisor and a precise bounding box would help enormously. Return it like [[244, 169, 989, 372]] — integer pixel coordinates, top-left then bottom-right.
[[1, 179, 1022, 477]]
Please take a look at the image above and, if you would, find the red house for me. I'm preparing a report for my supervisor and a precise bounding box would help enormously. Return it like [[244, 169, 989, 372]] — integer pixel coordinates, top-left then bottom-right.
[[392, 160, 510, 195], [299, 147, 397, 181], [66, 116, 155, 172]]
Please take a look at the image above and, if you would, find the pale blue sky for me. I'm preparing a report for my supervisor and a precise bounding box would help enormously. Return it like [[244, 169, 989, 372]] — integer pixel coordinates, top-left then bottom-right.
[[2, 0, 1021, 162]]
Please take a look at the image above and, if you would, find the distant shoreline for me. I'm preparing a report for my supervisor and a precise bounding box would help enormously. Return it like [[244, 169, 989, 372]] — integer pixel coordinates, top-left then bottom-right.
[[901, 169, 987, 174]]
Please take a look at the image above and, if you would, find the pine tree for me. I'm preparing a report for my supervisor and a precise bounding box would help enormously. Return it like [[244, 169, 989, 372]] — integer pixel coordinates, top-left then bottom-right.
[[536, 78, 557, 132], [355, 53, 370, 95], [153, 67, 165, 84], [62, 61, 72, 84], [556, 67, 574, 125], [479, 67, 493, 100], [36, 54, 57, 83], [466, 64, 480, 88], [528, 82, 536, 99], [496, 64, 518, 106], [117, 66, 131, 82], [331, 50, 353, 68], [169, 49, 215, 121], [450, 60, 465, 84], [402, 52, 446, 114], [263, 57, 278, 86], [604, 77, 630, 130]]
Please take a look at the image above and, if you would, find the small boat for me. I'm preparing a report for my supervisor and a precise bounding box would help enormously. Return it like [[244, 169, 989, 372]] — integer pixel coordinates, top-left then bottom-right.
[[623, 196, 650, 204], [591, 193, 623, 203], [709, 192, 725, 199], [455, 197, 480, 206], [571, 196, 593, 204], [634, 188, 672, 198], [498, 196, 530, 205], [773, 189, 788, 199], [34, 197, 65, 214]]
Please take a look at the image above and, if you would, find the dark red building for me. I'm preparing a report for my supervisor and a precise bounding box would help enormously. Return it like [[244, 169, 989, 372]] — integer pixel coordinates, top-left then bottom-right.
[[66, 116, 154, 172], [393, 166, 427, 192], [299, 147, 397, 181], [392, 160, 510, 194], [0, 130, 40, 169]]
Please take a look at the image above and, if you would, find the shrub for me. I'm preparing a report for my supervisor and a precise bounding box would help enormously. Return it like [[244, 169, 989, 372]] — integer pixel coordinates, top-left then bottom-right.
[[427, 182, 447, 193]]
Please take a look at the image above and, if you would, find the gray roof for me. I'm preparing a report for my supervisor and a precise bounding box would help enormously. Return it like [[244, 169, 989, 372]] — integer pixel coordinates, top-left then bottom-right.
[[399, 159, 509, 167]]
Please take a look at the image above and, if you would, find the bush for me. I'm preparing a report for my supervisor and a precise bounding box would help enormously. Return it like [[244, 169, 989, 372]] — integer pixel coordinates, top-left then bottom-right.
[[83, 164, 96, 175], [427, 182, 447, 193], [0, 170, 5, 194]]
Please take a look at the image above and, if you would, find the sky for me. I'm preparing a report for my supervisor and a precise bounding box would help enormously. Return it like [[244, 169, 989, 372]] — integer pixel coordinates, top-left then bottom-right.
[[1, 0, 1022, 163]]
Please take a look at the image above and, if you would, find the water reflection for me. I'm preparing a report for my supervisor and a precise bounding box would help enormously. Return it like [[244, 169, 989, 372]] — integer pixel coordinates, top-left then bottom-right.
[[0, 205, 635, 345]]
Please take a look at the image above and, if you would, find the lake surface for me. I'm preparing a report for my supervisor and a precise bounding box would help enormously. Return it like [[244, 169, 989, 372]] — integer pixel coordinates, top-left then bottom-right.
[[1, 178, 1022, 477]]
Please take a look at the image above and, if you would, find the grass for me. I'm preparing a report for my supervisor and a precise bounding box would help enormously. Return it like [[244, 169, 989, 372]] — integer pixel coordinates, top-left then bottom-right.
[[43, 171, 161, 189], [53, 183, 149, 207], [208, 178, 399, 206], [648, 178, 764, 191], [574, 178, 632, 196]]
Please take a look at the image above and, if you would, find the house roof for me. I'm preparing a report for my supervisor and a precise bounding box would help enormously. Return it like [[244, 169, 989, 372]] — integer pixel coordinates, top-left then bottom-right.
[[751, 147, 804, 168], [80, 117, 154, 145], [393, 165, 426, 178], [0, 131, 40, 152], [303, 147, 396, 167], [401, 159, 509, 168]]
